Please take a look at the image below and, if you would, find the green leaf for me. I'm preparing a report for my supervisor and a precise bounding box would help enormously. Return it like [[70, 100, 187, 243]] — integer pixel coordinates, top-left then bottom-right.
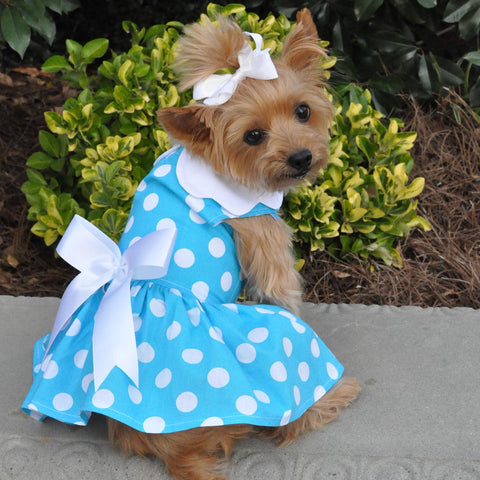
[[1, 6, 31, 58], [416, 0, 436, 7], [82, 38, 109, 61], [39, 130, 61, 157], [444, 0, 479, 23], [463, 51, 480, 66], [27, 152, 54, 170], [354, 0, 384, 21], [42, 55, 73, 72]]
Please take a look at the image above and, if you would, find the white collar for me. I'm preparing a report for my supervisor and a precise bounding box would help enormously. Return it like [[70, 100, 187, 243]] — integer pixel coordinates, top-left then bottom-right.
[[176, 148, 283, 216]]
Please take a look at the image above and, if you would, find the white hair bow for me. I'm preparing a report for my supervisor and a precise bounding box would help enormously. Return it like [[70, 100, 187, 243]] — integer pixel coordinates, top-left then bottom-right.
[[193, 32, 278, 106]]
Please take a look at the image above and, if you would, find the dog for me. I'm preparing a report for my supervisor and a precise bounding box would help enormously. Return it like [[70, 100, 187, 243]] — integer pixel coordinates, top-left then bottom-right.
[[106, 9, 360, 480]]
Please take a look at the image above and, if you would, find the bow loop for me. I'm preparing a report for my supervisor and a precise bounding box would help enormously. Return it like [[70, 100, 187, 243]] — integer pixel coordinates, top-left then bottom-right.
[[193, 31, 278, 106], [44, 215, 177, 390]]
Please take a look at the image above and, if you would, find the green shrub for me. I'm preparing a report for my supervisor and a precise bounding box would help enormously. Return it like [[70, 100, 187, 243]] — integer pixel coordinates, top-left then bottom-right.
[[284, 85, 431, 267], [269, 0, 480, 112], [0, 0, 79, 59], [21, 3, 430, 266]]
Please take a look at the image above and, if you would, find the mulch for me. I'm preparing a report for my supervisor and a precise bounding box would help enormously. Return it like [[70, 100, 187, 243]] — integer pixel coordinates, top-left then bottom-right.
[[1, 69, 479, 308]]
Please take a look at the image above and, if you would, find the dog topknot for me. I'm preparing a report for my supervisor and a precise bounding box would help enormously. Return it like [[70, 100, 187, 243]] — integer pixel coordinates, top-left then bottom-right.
[[173, 16, 247, 91]]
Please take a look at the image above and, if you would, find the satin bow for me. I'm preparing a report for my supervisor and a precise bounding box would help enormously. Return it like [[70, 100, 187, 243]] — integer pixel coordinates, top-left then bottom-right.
[[44, 215, 177, 390], [193, 32, 278, 106]]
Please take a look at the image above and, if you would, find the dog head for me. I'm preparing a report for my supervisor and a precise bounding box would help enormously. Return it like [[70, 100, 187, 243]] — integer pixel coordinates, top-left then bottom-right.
[[157, 9, 332, 192]]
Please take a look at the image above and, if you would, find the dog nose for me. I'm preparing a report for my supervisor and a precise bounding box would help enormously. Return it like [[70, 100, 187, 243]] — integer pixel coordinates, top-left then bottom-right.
[[287, 149, 312, 173]]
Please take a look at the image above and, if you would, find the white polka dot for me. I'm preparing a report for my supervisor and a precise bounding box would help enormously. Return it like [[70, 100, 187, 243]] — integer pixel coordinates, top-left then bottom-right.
[[137, 342, 155, 363], [53, 393, 73, 411], [143, 193, 159, 211], [207, 367, 230, 388], [314, 385, 326, 401], [209, 326, 224, 343], [236, 395, 257, 415], [153, 164, 171, 177], [128, 236, 141, 247], [174, 248, 195, 268], [270, 361, 287, 382], [279, 310, 297, 322], [255, 307, 275, 314], [223, 303, 238, 313], [192, 281, 209, 302], [81, 373, 94, 392], [170, 288, 182, 297], [189, 209, 206, 224], [248, 327, 269, 343], [125, 215, 134, 233], [253, 390, 270, 404], [143, 416, 165, 433], [208, 237, 226, 258], [280, 410, 292, 426], [298, 362, 310, 382], [311, 338, 320, 358], [131, 285, 141, 297], [92, 389, 115, 408], [66, 318, 81, 336], [128, 385, 142, 404], [293, 385, 301, 405], [166, 320, 182, 340], [220, 271, 232, 291], [150, 298, 166, 317], [133, 313, 142, 332], [74, 349, 88, 369], [283, 337, 293, 357], [201, 417, 224, 426], [156, 217, 176, 231], [43, 360, 58, 379], [291, 321, 306, 334], [137, 179, 147, 192], [327, 362, 339, 380], [236, 343, 256, 364], [185, 195, 204, 212], [176, 392, 198, 413], [182, 348, 203, 364], [187, 308, 201, 326], [155, 368, 172, 388], [33, 363, 41, 374]]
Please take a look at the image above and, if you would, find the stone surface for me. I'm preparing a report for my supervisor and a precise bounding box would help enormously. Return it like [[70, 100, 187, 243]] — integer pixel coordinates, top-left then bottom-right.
[[1, 296, 479, 479]]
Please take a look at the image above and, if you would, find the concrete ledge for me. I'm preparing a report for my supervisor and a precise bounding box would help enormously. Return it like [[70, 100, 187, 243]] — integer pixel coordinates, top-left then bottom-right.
[[1, 296, 479, 479]]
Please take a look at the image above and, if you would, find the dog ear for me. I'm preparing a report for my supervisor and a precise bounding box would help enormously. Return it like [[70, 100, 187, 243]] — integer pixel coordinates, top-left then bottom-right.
[[157, 105, 217, 157], [281, 9, 326, 74]]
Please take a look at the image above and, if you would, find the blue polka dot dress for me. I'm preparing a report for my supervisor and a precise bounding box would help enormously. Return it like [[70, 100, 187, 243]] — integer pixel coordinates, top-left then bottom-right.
[[22, 146, 344, 433]]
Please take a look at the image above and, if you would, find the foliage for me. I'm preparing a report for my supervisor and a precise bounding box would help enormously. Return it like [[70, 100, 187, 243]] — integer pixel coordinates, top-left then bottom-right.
[[21, 3, 429, 267], [283, 85, 431, 267], [270, 0, 480, 112], [0, 0, 79, 59]]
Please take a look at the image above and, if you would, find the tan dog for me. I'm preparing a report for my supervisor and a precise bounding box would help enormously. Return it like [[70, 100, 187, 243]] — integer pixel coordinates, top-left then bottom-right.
[[108, 9, 360, 480]]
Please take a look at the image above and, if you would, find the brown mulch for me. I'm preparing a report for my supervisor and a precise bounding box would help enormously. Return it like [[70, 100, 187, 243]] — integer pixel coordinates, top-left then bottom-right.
[[1, 70, 479, 308]]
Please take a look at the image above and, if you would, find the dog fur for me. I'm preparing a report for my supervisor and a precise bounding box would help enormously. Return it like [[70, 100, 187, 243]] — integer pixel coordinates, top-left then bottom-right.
[[108, 9, 360, 479]]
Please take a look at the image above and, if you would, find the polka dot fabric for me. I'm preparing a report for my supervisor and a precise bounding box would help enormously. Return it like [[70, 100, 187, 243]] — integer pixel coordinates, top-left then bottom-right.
[[22, 147, 344, 433]]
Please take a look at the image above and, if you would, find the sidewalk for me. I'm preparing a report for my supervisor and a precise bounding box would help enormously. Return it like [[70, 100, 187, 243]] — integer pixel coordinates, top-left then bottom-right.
[[1, 295, 479, 479]]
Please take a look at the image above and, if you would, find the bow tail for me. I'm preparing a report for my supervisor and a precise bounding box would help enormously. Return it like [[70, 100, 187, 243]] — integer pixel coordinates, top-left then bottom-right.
[[92, 278, 139, 390]]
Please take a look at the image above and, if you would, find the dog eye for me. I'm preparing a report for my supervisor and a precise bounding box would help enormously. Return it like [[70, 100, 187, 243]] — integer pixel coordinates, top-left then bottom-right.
[[295, 103, 311, 123], [243, 129, 266, 146]]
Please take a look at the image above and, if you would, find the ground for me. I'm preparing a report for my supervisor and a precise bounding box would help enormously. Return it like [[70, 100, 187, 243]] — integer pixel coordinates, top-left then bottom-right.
[[0, 69, 479, 308]]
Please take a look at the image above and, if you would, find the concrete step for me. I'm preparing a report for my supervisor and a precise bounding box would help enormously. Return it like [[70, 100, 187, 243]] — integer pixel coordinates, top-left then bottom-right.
[[1, 296, 479, 479]]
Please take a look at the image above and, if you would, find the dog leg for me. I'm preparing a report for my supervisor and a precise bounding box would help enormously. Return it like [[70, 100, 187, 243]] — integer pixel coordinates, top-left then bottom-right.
[[257, 377, 361, 446], [227, 215, 303, 315], [108, 420, 252, 480]]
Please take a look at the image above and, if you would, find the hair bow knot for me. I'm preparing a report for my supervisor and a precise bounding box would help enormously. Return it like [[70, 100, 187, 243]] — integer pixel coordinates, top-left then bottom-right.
[[193, 32, 278, 106]]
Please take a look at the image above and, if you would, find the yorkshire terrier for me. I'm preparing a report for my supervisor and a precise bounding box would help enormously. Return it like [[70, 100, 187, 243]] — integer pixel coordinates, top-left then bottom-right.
[[107, 9, 360, 480]]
